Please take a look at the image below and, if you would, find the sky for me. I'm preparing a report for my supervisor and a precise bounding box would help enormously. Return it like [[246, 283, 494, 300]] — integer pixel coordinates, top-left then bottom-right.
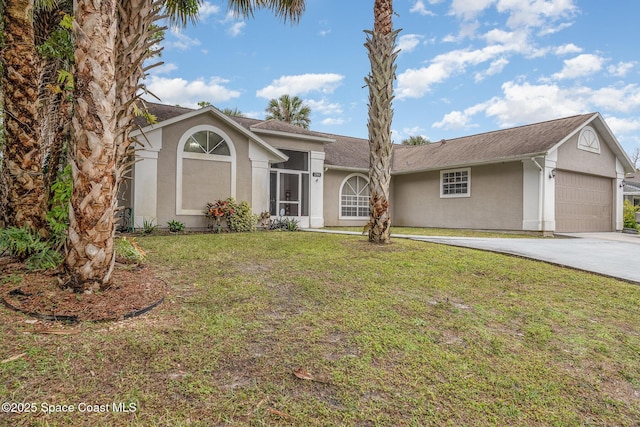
[[144, 0, 640, 160]]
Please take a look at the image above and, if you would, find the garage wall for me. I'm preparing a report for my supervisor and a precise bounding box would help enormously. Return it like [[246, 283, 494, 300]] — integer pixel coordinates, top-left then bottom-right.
[[393, 162, 524, 230], [556, 128, 617, 177]]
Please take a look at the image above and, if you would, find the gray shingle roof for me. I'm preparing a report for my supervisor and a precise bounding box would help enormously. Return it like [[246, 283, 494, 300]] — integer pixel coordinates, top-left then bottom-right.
[[138, 103, 602, 173], [392, 113, 595, 173]]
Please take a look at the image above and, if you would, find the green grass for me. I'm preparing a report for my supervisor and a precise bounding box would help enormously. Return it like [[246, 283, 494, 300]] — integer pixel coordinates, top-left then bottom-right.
[[1, 232, 639, 426], [325, 226, 538, 238]]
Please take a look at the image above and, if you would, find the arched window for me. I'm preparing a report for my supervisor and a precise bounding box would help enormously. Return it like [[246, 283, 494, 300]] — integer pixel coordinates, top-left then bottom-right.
[[184, 130, 231, 156], [176, 125, 236, 215], [577, 125, 600, 154], [340, 174, 369, 218]]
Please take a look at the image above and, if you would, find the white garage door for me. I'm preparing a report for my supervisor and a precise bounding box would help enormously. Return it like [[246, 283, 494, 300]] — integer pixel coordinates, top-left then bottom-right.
[[555, 171, 613, 232]]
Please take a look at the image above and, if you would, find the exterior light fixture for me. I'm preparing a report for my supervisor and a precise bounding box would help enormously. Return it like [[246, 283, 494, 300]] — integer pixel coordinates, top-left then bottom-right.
[[549, 168, 556, 179]]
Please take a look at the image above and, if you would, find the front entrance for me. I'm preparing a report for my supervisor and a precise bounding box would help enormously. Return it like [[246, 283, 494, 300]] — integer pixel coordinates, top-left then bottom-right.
[[269, 150, 310, 221]]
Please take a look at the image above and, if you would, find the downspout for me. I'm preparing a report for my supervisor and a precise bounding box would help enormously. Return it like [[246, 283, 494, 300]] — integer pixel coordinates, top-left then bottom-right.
[[531, 157, 545, 233]]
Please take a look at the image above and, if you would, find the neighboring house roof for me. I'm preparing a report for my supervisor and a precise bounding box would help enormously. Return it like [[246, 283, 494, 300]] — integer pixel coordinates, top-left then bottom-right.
[[624, 172, 640, 195]]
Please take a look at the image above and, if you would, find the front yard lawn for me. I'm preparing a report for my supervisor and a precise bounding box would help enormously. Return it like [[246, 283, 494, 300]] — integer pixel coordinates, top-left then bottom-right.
[[1, 232, 638, 426]]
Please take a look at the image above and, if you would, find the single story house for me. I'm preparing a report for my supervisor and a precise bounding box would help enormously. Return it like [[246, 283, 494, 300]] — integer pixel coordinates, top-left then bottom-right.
[[120, 103, 635, 234]]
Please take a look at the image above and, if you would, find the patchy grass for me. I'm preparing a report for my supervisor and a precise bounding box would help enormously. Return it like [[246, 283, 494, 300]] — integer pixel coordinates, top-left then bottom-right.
[[1, 232, 639, 426], [325, 226, 538, 238]]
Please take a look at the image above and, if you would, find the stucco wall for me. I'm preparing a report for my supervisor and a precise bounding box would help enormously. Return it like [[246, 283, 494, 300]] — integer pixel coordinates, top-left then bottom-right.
[[323, 169, 370, 227], [392, 162, 524, 230], [155, 113, 254, 228], [556, 128, 617, 177], [258, 133, 325, 153]]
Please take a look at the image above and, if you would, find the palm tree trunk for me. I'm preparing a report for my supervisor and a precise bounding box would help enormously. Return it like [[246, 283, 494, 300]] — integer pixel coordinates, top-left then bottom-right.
[[365, 0, 398, 244], [0, 0, 49, 235], [65, 0, 119, 291]]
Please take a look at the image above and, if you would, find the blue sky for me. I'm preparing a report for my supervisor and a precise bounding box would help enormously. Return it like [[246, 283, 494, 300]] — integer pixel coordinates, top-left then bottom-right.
[[144, 0, 640, 159]]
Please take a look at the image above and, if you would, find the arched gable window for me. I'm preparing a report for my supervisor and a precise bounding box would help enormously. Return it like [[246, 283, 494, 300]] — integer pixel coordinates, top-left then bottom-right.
[[176, 125, 236, 215], [184, 130, 231, 156], [577, 125, 600, 154], [340, 174, 369, 218]]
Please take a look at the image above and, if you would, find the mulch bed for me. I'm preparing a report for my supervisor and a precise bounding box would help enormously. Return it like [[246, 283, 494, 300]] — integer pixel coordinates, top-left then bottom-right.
[[0, 258, 166, 323]]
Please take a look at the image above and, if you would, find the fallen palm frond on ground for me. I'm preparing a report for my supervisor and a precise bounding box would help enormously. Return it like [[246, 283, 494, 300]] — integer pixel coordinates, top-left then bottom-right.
[[1, 232, 638, 426]]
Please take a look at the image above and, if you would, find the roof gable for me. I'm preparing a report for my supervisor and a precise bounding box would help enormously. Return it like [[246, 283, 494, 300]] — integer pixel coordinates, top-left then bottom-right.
[[132, 102, 287, 162]]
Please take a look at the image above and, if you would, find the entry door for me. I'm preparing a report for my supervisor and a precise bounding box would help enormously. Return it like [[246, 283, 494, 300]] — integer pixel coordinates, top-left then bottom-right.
[[270, 171, 309, 217]]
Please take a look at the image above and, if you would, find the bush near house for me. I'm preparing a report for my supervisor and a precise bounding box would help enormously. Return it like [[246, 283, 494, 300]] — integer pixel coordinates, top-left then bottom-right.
[[204, 198, 257, 233], [623, 200, 639, 229]]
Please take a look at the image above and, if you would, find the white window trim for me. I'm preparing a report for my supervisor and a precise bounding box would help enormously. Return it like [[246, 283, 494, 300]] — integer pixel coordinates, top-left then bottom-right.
[[339, 173, 370, 219], [577, 125, 601, 154], [176, 125, 236, 215], [440, 167, 471, 198]]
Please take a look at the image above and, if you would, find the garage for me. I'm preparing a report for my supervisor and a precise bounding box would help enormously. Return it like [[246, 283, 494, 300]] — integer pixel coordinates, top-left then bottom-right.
[[555, 170, 613, 232]]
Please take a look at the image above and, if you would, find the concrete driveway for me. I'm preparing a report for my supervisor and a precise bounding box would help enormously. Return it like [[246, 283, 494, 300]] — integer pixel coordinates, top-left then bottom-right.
[[409, 232, 640, 284]]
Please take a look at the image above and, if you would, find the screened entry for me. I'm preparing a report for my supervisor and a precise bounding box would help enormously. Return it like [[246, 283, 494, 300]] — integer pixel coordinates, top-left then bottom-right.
[[270, 150, 309, 217]]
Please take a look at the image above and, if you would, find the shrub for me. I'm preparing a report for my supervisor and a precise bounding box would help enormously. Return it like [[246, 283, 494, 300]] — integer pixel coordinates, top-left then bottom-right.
[[46, 164, 72, 248], [229, 200, 257, 232], [115, 237, 146, 264], [623, 200, 639, 229], [0, 226, 62, 270], [167, 220, 185, 233], [142, 217, 157, 234], [204, 198, 257, 233], [269, 217, 299, 231]]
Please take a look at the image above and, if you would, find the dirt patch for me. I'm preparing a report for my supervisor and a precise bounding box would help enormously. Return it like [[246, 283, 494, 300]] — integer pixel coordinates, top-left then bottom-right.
[[0, 260, 166, 322]]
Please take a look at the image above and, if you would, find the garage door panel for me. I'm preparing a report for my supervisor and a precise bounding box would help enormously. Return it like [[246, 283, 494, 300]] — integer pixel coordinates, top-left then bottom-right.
[[555, 171, 612, 232]]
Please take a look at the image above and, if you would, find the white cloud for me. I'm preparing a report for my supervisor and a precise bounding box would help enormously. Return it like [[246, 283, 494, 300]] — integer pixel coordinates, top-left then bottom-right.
[[449, 0, 496, 21], [474, 58, 509, 81], [306, 99, 343, 116], [496, 0, 577, 30], [165, 29, 201, 50], [227, 21, 246, 37], [321, 118, 345, 126], [433, 110, 474, 129], [256, 73, 344, 99], [605, 116, 640, 136], [555, 43, 582, 55], [552, 53, 604, 80], [410, 0, 436, 16], [398, 34, 424, 54], [150, 63, 178, 75], [198, 2, 221, 19], [397, 41, 525, 98], [144, 76, 241, 107], [608, 61, 636, 77], [442, 80, 640, 132]]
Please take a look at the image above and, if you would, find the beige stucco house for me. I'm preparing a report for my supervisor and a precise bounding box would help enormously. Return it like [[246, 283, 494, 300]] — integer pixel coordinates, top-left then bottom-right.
[[121, 103, 635, 233]]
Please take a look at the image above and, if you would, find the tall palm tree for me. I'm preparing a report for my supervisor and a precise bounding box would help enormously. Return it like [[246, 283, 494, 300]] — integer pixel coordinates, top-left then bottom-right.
[[365, 0, 399, 244], [265, 94, 311, 129], [0, 0, 49, 235], [65, 0, 202, 290], [65, 0, 306, 291], [65, 0, 119, 290]]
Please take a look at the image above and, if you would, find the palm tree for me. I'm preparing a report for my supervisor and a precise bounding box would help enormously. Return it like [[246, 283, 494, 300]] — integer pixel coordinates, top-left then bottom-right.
[[265, 94, 311, 129], [0, 0, 50, 235], [222, 107, 246, 117], [401, 135, 430, 146], [64, 0, 306, 291], [365, 0, 399, 244]]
